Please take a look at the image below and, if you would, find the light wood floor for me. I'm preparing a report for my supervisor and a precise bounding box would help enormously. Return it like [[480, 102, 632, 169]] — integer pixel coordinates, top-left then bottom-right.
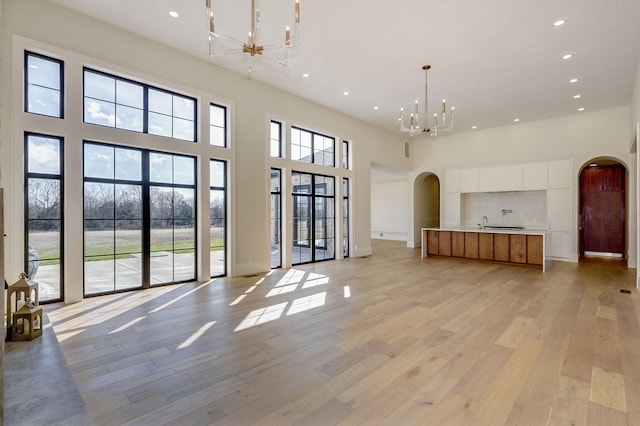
[[49, 240, 640, 425]]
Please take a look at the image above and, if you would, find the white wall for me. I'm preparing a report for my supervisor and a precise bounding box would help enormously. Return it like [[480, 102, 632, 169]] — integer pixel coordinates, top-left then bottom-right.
[[0, 0, 411, 302], [371, 180, 407, 241], [410, 107, 636, 266], [631, 58, 640, 284]]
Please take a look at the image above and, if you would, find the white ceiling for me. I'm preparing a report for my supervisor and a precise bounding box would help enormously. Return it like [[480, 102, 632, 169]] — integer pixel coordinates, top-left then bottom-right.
[[49, 0, 640, 136]]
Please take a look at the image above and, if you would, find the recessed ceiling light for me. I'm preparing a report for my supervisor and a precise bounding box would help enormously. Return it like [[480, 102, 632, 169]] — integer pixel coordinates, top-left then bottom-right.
[[302, 73, 310, 78], [472, 126, 477, 129], [553, 19, 567, 27], [569, 78, 579, 83], [169, 10, 180, 18], [343, 91, 350, 96], [514, 118, 520, 122], [562, 53, 573, 60], [573, 94, 582, 99], [373, 106, 379, 110], [578, 107, 585, 111]]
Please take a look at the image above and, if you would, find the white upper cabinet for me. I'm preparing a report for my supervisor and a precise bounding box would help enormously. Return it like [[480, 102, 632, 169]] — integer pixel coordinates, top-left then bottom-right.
[[523, 162, 548, 190], [478, 164, 523, 192], [459, 168, 479, 193], [548, 159, 572, 189]]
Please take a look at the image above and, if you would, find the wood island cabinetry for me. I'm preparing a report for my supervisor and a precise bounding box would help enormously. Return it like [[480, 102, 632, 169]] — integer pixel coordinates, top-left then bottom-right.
[[527, 235, 543, 265], [494, 234, 510, 262], [478, 233, 494, 260], [510, 234, 527, 264], [451, 232, 465, 257], [427, 230, 439, 255], [464, 232, 479, 259], [421, 227, 549, 270], [438, 231, 452, 256]]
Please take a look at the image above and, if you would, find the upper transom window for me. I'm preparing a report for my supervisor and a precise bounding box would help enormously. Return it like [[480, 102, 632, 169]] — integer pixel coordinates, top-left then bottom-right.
[[291, 127, 335, 167], [25, 51, 64, 118], [83, 68, 196, 142], [209, 103, 227, 147]]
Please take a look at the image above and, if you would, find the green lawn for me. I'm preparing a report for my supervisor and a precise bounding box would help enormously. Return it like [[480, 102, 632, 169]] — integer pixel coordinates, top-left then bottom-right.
[[29, 228, 225, 263]]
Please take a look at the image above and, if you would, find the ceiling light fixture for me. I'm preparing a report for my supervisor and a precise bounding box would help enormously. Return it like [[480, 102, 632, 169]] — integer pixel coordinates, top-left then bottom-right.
[[578, 107, 585, 111], [373, 106, 379, 110], [399, 65, 454, 136], [562, 53, 573, 60], [569, 78, 579, 83], [573, 94, 582, 99], [514, 118, 520, 122], [343, 91, 350, 96], [302, 73, 310, 78], [553, 19, 567, 27], [169, 10, 180, 18], [206, 0, 300, 73]]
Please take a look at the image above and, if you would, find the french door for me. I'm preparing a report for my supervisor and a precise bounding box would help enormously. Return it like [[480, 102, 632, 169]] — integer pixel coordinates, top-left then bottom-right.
[[83, 142, 196, 295], [292, 171, 335, 264]]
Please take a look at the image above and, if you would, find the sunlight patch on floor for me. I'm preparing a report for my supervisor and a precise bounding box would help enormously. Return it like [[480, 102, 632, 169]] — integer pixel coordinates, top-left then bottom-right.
[[235, 302, 288, 331], [178, 321, 216, 349], [150, 280, 212, 313], [108, 316, 147, 334], [302, 276, 329, 289], [287, 292, 327, 316], [275, 269, 306, 287], [343, 285, 351, 298], [54, 328, 87, 342], [229, 294, 247, 306], [266, 284, 299, 297]]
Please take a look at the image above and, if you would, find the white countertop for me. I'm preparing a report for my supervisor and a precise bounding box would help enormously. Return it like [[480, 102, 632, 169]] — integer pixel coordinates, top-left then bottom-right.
[[422, 227, 550, 236]]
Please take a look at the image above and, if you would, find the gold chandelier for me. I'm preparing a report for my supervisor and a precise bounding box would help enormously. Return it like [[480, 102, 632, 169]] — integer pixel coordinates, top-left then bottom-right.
[[206, 0, 300, 73], [399, 65, 455, 136]]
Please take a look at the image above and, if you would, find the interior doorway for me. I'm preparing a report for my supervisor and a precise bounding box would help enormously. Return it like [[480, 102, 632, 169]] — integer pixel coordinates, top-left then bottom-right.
[[414, 172, 440, 245], [579, 159, 626, 259]]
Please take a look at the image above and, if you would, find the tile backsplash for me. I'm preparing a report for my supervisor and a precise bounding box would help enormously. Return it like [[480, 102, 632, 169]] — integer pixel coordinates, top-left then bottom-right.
[[461, 191, 547, 229]]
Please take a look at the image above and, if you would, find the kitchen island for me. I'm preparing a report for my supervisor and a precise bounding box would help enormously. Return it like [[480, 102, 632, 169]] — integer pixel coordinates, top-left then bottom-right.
[[421, 227, 552, 271]]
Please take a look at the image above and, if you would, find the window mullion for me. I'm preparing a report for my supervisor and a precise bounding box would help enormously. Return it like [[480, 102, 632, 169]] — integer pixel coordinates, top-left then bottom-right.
[[141, 150, 151, 288], [143, 87, 149, 134]]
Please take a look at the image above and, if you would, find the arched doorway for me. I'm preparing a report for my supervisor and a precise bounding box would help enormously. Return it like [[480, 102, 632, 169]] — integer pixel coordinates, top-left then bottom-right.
[[579, 158, 626, 259], [414, 172, 440, 245]]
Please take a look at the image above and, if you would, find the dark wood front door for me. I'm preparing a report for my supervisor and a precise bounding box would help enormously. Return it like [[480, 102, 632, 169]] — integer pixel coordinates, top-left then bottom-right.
[[580, 165, 625, 255]]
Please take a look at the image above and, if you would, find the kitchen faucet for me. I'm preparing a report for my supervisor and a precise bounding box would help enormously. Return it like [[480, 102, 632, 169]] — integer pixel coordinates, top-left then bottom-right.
[[482, 216, 488, 229]]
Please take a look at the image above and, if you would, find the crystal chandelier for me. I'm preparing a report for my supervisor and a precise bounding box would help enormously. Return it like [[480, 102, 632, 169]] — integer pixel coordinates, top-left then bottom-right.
[[206, 0, 301, 73], [399, 65, 455, 136]]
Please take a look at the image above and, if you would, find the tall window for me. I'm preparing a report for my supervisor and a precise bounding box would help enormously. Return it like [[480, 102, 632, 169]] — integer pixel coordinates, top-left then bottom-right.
[[270, 168, 282, 268], [270, 121, 282, 157], [210, 104, 227, 147], [343, 178, 350, 257], [83, 69, 196, 141], [292, 172, 335, 264], [210, 160, 227, 277], [291, 127, 335, 167], [343, 140, 350, 169], [83, 143, 143, 294], [25, 52, 63, 118], [25, 133, 64, 302], [149, 152, 197, 285], [83, 143, 196, 295]]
